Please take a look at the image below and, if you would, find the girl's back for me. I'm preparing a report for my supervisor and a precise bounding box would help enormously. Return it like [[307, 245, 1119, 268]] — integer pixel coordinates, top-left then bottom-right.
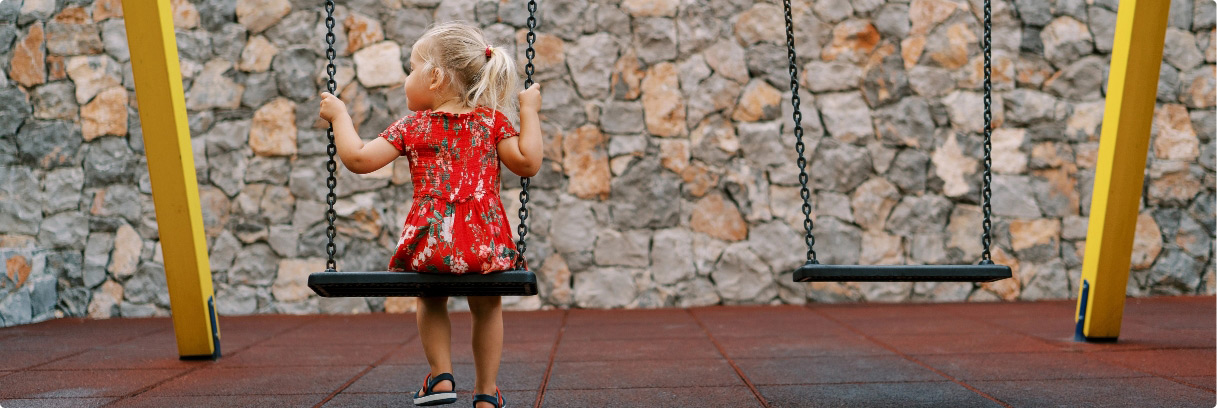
[[381, 107, 521, 275]]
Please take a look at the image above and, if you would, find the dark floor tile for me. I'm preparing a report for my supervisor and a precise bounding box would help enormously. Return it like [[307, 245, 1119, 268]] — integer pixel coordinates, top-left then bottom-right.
[[111, 394, 326, 408], [715, 334, 893, 359], [970, 377, 1217, 407], [345, 362, 545, 393], [546, 359, 742, 389], [1091, 349, 1217, 377], [261, 322, 417, 346], [0, 397, 114, 407], [0, 349, 81, 370], [837, 317, 1003, 336], [555, 337, 722, 361], [734, 355, 942, 385], [868, 332, 1059, 355], [566, 308, 695, 326], [698, 318, 855, 339], [1044, 326, 1217, 352], [540, 387, 762, 408], [1174, 376, 1216, 391], [917, 352, 1147, 381], [386, 337, 554, 364], [560, 322, 706, 341], [219, 343, 397, 367], [759, 382, 1004, 408], [137, 365, 364, 396], [0, 369, 186, 399], [35, 344, 198, 370]]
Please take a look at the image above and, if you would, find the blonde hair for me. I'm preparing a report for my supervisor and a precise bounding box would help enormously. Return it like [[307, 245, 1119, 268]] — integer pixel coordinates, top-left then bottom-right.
[[415, 22, 519, 119]]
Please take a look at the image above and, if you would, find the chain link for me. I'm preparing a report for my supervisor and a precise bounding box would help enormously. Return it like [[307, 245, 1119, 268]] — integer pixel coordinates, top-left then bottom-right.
[[782, 0, 817, 263], [515, 0, 538, 269], [981, 0, 994, 264], [323, 0, 338, 271]]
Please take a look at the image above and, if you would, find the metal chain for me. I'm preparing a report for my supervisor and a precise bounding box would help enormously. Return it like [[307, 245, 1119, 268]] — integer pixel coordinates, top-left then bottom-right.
[[515, 0, 538, 269], [323, 0, 339, 271], [782, 0, 817, 263], [980, 0, 994, 264]]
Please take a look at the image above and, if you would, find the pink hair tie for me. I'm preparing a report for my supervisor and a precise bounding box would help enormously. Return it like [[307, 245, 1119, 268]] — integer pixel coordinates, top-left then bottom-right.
[[485, 46, 492, 59]]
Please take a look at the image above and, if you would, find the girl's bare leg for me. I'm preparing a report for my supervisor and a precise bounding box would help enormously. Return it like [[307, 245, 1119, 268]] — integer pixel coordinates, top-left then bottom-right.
[[467, 295, 503, 406], [417, 296, 453, 393]]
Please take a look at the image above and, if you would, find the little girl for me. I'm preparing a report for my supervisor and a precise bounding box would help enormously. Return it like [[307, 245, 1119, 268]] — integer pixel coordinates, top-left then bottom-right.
[[319, 22, 542, 408]]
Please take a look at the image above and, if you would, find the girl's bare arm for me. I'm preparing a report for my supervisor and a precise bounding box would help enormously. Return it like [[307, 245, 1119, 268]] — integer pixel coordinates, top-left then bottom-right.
[[320, 92, 399, 174], [498, 84, 543, 177]]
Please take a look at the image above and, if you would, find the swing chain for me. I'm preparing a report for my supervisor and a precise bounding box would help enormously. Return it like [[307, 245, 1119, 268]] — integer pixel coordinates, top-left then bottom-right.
[[516, 0, 538, 269], [782, 0, 817, 263], [323, 0, 338, 272], [980, 0, 994, 264]]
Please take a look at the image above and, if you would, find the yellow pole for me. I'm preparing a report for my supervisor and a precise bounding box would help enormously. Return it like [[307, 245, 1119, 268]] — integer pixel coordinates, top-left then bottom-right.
[[1075, 0, 1169, 342], [121, 0, 220, 359]]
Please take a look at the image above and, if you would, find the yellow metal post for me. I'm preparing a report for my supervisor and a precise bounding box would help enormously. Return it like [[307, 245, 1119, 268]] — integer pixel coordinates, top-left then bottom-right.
[[1075, 0, 1170, 342], [122, 0, 220, 359]]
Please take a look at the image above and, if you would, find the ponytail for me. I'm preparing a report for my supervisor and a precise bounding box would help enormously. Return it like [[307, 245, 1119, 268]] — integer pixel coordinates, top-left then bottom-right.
[[469, 45, 519, 120]]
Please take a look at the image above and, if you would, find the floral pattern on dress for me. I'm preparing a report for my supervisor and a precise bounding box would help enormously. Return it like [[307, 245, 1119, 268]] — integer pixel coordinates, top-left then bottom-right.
[[379, 106, 522, 274]]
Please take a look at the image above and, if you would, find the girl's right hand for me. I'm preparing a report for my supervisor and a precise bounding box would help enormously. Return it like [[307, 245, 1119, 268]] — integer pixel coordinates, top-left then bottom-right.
[[519, 83, 541, 114], [319, 92, 348, 123]]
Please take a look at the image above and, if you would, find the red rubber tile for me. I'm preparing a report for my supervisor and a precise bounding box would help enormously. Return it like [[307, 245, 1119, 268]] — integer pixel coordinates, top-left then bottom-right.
[[970, 377, 1217, 407], [0, 349, 80, 370], [759, 382, 1004, 408], [261, 322, 416, 346], [136, 365, 364, 396], [978, 315, 1077, 338], [733, 355, 942, 385], [386, 338, 554, 364], [834, 316, 1003, 335], [111, 394, 325, 407], [545, 359, 742, 389], [565, 308, 694, 326], [0, 369, 186, 399], [34, 344, 198, 371], [916, 352, 1147, 381], [715, 334, 893, 359], [344, 362, 546, 393], [1045, 326, 1217, 352], [219, 343, 396, 367], [540, 387, 763, 407], [815, 303, 972, 321], [696, 317, 855, 338], [324, 390, 539, 407], [560, 322, 706, 341], [1127, 313, 1217, 331], [1091, 349, 1217, 377], [867, 332, 1060, 355], [0, 398, 114, 407], [554, 337, 722, 361], [1174, 376, 1216, 391]]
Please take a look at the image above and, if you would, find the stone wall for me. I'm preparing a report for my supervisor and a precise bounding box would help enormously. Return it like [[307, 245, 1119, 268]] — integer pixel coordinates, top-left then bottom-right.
[[0, 0, 1213, 326]]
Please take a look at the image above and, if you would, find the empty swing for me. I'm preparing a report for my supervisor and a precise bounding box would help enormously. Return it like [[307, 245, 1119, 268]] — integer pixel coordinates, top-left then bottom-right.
[[779, 0, 1013, 282], [307, 0, 541, 297]]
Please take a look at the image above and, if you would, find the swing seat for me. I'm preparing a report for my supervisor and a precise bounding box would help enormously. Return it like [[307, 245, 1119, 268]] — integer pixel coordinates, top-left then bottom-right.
[[793, 262, 1011, 282], [308, 269, 538, 297]]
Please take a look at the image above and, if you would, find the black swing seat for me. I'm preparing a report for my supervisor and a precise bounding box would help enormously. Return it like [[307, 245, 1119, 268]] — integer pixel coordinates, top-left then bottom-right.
[[308, 269, 538, 297], [794, 262, 1011, 282]]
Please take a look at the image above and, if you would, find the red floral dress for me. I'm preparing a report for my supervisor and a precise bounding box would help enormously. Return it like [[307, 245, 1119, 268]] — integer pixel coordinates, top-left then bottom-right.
[[379, 107, 521, 274]]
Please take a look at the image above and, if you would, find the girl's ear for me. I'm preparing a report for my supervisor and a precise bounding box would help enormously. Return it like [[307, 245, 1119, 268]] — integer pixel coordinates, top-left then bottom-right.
[[428, 68, 445, 91]]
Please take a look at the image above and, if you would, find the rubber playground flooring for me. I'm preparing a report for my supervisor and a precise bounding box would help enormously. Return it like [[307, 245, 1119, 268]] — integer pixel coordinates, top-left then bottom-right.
[[0, 296, 1213, 407]]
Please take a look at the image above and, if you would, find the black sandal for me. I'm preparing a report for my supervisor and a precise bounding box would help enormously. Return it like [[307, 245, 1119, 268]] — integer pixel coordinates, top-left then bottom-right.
[[413, 372, 457, 406], [471, 387, 505, 408]]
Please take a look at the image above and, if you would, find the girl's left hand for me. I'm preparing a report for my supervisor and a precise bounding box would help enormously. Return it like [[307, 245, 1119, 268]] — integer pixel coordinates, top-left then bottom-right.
[[519, 83, 541, 114], [319, 92, 349, 123]]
